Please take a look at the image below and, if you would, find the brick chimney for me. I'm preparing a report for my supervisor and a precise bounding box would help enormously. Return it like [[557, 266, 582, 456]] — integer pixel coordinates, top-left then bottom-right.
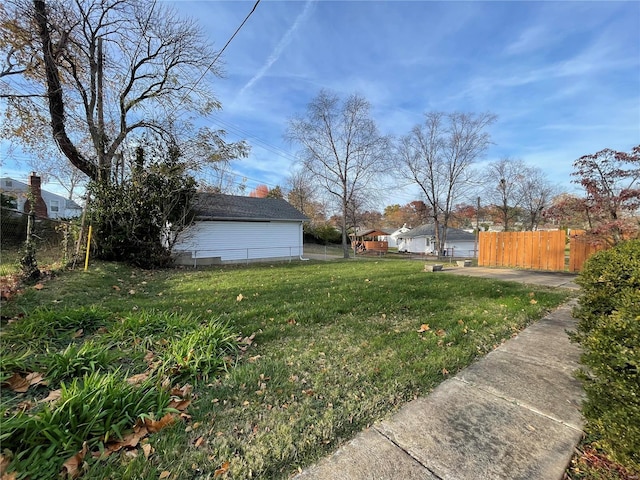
[[24, 172, 48, 218]]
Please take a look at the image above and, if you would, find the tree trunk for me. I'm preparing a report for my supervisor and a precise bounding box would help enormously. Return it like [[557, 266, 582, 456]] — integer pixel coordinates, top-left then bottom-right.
[[34, 0, 98, 181]]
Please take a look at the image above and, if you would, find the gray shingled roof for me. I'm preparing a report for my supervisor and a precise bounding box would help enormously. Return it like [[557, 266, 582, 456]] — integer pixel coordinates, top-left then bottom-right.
[[192, 193, 309, 222], [397, 224, 475, 241]]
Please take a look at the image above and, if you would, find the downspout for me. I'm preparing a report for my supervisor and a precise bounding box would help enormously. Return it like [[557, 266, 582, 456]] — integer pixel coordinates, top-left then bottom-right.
[[299, 221, 309, 261]]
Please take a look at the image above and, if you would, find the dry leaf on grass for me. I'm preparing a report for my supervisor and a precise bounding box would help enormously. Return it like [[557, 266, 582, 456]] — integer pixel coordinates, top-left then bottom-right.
[[126, 371, 151, 385], [193, 436, 204, 448], [61, 442, 88, 479], [417, 324, 430, 333], [236, 293, 244, 302], [72, 329, 84, 339], [168, 398, 191, 411], [4, 372, 46, 393], [34, 283, 44, 290], [40, 389, 62, 403], [1, 454, 12, 476], [144, 413, 176, 433], [112, 285, 121, 291], [214, 462, 230, 476], [141, 443, 153, 459], [159, 471, 171, 479]]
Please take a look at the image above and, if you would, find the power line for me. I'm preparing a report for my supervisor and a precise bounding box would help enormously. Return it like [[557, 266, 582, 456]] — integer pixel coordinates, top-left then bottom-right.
[[171, 0, 261, 119]]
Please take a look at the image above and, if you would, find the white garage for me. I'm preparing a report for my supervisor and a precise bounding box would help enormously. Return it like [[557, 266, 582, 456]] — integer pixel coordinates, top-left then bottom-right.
[[172, 193, 308, 265]]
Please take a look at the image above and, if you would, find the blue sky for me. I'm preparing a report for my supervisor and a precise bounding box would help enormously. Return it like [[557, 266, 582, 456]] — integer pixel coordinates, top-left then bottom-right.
[[2, 0, 639, 209], [183, 0, 640, 207]]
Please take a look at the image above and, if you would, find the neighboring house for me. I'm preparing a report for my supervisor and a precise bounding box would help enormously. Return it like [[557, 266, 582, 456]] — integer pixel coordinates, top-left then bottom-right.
[[397, 224, 478, 257], [0, 174, 83, 219], [172, 193, 309, 265], [379, 224, 411, 248]]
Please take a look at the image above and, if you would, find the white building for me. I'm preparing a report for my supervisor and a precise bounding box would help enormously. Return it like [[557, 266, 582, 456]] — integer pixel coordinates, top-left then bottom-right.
[[379, 224, 411, 248], [397, 224, 477, 257], [172, 193, 309, 265], [0, 174, 82, 219]]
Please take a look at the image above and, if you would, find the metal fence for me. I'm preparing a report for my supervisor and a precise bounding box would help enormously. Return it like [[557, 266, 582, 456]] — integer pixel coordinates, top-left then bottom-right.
[[174, 245, 307, 267], [0, 207, 84, 275]]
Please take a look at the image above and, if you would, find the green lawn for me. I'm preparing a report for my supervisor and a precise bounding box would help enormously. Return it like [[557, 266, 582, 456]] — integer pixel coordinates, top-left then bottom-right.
[[1, 259, 573, 479]]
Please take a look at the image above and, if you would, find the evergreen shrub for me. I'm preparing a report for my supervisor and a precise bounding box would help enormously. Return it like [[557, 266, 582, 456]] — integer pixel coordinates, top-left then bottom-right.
[[573, 239, 640, 473]]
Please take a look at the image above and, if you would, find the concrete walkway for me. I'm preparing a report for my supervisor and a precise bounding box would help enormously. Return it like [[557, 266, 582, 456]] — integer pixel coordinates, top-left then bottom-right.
[[441, 266, 580, 290], [294, 295, 584, 479]]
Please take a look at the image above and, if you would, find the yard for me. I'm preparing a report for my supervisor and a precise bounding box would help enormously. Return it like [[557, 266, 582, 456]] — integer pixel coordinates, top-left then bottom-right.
[[1, 259, 572, 479]]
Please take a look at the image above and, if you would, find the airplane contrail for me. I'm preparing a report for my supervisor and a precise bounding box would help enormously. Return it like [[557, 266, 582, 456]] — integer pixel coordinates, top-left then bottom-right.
[[238, 0, 316, 97]]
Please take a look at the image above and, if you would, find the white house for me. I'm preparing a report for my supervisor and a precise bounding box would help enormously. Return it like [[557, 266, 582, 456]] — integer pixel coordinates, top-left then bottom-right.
[[379, 224, 411, 248], [0, 174, 83, 219], [397, 224, 478, 257], [172, 193, 309, 265]]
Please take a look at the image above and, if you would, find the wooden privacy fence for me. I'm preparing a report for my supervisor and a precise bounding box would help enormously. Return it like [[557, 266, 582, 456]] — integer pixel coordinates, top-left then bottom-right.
[[479, 230, 566, 271], [568, 231, 608, 272]]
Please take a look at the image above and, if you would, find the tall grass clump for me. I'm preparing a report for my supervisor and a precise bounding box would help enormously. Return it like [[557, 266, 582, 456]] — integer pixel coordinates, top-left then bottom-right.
[[42, 341, 118, 386], [1, 372, 172, 479], [573, 239, 640, 474], [4, 306, 111, 349], [159, 319, 238, 383]]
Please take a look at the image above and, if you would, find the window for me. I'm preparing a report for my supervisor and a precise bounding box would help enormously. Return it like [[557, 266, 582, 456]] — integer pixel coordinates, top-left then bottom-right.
[[50, 200, 60, 213]]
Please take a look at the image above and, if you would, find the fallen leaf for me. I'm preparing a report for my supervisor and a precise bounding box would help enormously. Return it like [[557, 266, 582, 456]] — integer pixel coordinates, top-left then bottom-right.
[[417, 324, 430, 333], [168, 398, 191, 411], [61, 442, 88, 479], [128, 289, 136, 295], [34, 283, 44, 290], [194, 436, 204, 447], [435, 329, 446, 337], [214, 461, 230, 476], [171, 384, 193, 397], [1, 454, 11, 475], [144, 413, 176, 433], [530, 299, 538, 304], [40, 389, 62, 403], [112, 285, 121, 291], [72, 329, 84, 339], [236, 294, 244, 302], [442, 368, 449, 375], [4, 373, 29, 393], [16, 399, 35, 412], [159, 471, 171, 479], [103, 426, 148, 455], [126, 372, 151, 385], [287, 318, 296, 325], [142, 443, 153, 459]]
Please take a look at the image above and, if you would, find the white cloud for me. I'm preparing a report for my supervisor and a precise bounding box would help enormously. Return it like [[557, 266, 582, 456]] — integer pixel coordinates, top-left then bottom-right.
[[237, 0, 316, 98]]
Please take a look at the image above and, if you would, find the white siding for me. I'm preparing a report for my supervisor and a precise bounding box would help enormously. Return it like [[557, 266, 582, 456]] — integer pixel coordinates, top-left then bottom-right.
[[397, 237, 477, 257], [398, 237, 428, 253], [174, 220, 304, 262]]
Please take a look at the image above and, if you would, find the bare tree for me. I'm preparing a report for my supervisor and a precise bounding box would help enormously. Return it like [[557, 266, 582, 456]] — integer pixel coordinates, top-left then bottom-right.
[[286, 90, 390, 258], [519, 166, 557, 230], [286, 168, 319, 217], [1, 0, 227, 184], [395, 112, 496, 253], [483, 157, 526, 231], [484, 158, 557, 231]]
